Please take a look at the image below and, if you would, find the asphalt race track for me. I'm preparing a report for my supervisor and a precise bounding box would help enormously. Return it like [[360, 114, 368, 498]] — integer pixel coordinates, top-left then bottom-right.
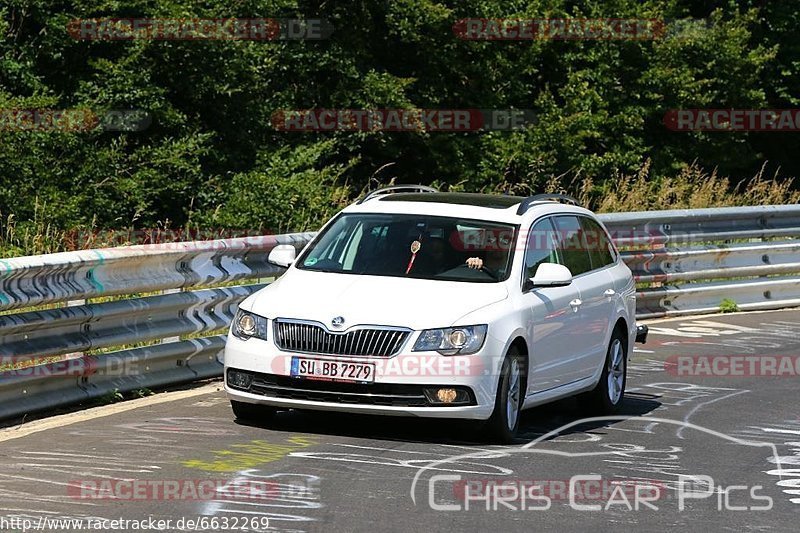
[[1, 309, 799, 532]]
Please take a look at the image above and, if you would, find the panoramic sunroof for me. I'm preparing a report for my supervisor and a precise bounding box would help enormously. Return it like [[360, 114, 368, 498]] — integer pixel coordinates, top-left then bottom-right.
[[379, 192, 524, 209]]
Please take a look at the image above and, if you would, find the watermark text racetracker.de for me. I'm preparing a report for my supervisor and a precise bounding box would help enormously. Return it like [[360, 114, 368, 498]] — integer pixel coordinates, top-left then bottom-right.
[[0, 108, 151, 132], [0, 515, 269, 532], [271, 109, 536, 132], [664, 109, 800, 132], [666, 355, 800, 377], [453, 18, 664, 40], [67, 18, 332, 41], [1, 355, 141, 378], [68, 476, 318, 501], [452, 18, 739, 41]]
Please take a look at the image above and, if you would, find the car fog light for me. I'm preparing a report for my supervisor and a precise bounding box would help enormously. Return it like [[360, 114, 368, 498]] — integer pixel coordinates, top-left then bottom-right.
[[228, 370, 253, 390], [424, 387, 471, 405], [437, 388, 458, 403]]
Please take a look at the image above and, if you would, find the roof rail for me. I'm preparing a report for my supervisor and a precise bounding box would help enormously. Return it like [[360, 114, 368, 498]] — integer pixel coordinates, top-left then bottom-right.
[[516, 193, 580, 215], [356, 184, 439, 204]]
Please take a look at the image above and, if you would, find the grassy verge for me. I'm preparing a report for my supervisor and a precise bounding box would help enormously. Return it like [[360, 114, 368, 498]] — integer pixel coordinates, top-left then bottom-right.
[[1, 163, 798, 259]]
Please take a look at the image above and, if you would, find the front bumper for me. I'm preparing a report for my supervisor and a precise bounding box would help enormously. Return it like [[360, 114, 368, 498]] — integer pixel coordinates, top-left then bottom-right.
[[223, 333, 503, 420]]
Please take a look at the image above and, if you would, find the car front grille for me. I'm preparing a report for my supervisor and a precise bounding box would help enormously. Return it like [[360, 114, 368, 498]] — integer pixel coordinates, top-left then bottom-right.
[[273, 320, 410, 357]]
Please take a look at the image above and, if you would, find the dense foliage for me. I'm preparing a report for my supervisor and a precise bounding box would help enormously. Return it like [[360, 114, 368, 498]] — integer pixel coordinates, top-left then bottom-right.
[[0, 0, 798, 247]]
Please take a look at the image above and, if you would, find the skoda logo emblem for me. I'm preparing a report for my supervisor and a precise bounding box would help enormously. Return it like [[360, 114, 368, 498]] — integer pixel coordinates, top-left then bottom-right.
[[331, 316, 345, 328]]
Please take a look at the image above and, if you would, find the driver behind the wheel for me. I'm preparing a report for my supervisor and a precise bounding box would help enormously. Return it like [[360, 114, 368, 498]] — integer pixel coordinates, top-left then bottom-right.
[[465, 232, 511, 277], [465, 250, 506, 273]]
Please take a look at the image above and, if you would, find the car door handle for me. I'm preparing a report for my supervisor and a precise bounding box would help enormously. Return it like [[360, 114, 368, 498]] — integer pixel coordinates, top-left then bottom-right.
[[604, 289, 616, 297], [569, 298, 582, 311]]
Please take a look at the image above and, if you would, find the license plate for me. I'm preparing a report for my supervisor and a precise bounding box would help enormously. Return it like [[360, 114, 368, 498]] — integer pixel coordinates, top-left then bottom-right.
[[290, 357, 375, 383]]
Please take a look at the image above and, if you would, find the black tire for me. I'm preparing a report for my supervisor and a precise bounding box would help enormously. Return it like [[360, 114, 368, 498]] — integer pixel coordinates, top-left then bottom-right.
[[484, 346, 525, 444], [230, 400, 277, 422], [583, 329, 627, 415]]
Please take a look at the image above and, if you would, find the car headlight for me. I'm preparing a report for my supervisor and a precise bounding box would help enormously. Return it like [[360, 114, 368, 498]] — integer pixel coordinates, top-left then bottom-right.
[[232, 309, 268, 341], [412, 325, 488, 355]]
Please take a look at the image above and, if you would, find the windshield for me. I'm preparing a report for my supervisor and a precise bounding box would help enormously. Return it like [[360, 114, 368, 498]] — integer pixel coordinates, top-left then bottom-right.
[[297, 213, 517, 282]]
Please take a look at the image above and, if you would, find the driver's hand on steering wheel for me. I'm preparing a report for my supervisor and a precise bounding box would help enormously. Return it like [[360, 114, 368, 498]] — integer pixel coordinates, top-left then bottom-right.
[[466, 257, 484, 269]]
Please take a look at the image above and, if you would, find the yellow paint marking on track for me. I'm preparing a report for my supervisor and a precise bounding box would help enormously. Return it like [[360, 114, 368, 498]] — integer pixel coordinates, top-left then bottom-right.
[[183, 436, 318, 472], [0, 382, 223, 443]]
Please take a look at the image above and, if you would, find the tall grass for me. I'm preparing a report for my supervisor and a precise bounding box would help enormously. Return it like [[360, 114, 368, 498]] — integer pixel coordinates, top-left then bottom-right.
[[2, 163, 798, 258], [575, 161, 800, 212], [0, 206, 69, 258]]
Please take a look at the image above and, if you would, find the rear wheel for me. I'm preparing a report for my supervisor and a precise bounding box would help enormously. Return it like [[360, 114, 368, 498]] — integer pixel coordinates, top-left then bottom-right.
[[484, 347, 525, 443], [583, 330, 627, 414], [230, 400, 277, 422]]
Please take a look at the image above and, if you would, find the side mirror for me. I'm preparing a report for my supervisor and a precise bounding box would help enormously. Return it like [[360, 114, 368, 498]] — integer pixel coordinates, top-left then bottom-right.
[[529, 263, 573, 288], [268, 244, 296, 268]]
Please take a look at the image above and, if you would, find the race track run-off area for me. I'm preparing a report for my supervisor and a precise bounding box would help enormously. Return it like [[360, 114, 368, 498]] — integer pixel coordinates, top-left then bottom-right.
[[1, 309, 799, 532]]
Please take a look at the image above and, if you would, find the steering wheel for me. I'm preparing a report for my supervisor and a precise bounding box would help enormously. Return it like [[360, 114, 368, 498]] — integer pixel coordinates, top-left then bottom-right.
[[452, 262, 499, 281]]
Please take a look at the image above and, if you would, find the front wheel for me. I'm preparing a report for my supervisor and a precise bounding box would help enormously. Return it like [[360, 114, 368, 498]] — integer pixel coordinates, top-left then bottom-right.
[[484, 347, 525, 443], [583, 331, 627, 414]]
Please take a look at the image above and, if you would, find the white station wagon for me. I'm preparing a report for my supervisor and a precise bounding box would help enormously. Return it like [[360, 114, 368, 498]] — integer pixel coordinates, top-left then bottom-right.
[[224, 186, 648, 442]]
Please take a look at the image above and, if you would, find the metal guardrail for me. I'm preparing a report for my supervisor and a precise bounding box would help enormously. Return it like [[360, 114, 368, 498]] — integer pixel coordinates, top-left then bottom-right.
[[1, 205, 799, 421], [598, 205, 800, 318], [0, 233, 314, 420]]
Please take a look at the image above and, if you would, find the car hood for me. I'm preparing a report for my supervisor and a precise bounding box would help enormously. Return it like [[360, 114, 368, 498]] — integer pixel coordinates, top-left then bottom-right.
[[245, 268, 509, 331]]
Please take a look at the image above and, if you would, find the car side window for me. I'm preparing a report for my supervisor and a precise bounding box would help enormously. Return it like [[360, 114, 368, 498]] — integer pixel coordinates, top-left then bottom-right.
[[553, 215, 592, 276], [524, 217, 559, 280], [579, 216, 616, 269]]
